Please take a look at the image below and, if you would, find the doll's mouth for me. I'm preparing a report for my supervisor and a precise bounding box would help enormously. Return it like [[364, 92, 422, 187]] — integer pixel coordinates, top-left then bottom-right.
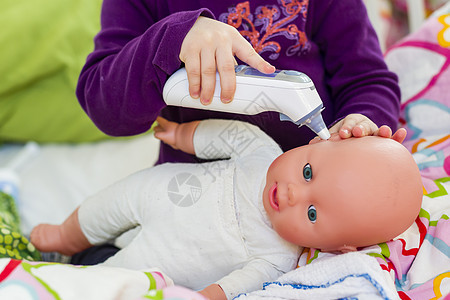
[[269, 183, 279, 211]]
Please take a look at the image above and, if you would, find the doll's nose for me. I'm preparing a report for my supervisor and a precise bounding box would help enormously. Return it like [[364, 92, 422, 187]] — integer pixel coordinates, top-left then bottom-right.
[[287, 183, 301, 206]]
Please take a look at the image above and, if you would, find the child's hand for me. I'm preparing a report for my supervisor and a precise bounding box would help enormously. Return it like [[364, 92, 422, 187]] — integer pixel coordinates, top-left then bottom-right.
[[154, 117, 200, 155], [310, 113, 407, 144], [180, 16, 275, 105]]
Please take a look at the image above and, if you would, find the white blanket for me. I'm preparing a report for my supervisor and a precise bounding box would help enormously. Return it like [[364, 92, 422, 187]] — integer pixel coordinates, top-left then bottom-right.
[[235, 252, 399, 300]]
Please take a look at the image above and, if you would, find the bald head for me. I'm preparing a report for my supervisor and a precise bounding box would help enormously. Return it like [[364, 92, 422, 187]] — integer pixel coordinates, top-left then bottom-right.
[[263, 135, 423, 252], [314, 136, 423, 251]]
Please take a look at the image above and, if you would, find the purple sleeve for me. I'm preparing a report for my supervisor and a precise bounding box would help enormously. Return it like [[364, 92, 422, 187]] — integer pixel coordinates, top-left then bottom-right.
[[310, 0, 401, 129], [76, 0, 213, 136]]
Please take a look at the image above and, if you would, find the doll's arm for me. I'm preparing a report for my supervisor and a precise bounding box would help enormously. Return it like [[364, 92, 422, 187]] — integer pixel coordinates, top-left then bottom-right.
[[155, 117, 281, 160], [154, 116, 199, 155], [210, 258, 289, 299]]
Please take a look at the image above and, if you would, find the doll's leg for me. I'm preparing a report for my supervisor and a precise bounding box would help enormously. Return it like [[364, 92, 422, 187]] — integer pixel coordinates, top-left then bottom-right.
[[30, 208, 92, 256]]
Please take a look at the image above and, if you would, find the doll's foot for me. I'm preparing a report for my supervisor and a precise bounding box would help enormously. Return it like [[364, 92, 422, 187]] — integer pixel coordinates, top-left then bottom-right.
[[30, 224, 78, 256]]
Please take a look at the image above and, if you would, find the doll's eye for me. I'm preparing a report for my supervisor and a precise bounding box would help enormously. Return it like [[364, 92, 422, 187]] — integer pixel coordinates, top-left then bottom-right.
[[308, 205, 317, 223], [303, 163, 312, 182]]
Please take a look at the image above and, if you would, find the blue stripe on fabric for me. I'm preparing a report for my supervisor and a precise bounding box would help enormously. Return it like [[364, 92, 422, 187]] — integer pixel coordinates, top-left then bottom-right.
[[262, 273, 390, 300], [424, 234, 450, 257]]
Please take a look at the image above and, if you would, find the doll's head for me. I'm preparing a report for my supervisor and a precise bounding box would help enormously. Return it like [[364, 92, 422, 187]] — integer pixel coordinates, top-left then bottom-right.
[[262, 136, 423, 252]]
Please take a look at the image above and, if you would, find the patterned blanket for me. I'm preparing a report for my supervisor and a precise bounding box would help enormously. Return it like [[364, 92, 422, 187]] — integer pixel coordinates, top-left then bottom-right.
[[379, 6, 450, 297]]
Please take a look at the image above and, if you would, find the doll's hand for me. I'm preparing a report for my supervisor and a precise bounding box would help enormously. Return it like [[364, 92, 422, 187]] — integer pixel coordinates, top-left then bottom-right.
[[199, 284, 226, 300], [154, 117, 180, 149], [310, 114, 407, 144], [154, 117, 200, 154], [180, 16, 275, 105]]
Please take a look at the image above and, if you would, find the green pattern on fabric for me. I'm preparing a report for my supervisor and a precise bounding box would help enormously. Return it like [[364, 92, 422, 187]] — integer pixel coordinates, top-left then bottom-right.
[[305, 249, 321, 264], [0, 191, 20, 232], [0, 192, 41, 261], [145, 271, 158, 290], [22, 261, 62, 299], [143, 289, 164, 300], [426, 178, 450, 198]]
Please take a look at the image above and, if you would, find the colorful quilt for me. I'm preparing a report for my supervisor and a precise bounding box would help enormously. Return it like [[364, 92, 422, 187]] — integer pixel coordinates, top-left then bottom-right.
[[378, 5, 450, 298]]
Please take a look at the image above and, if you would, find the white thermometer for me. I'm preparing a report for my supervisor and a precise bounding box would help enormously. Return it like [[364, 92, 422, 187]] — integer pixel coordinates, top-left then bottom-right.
[[163, 65, 330, 140]]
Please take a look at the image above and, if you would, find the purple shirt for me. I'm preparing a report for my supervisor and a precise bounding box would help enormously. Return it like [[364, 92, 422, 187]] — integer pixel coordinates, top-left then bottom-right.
[[76, 0, 401, 164]]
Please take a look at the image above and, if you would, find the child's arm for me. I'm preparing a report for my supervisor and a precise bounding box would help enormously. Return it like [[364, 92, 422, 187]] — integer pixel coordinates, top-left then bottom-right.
[[77, 0, 274, 137], [308, 1, 401, 141]]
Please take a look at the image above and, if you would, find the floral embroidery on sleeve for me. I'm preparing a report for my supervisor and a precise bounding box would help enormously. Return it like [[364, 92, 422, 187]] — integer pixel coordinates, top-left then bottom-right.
[[219, 0, 309, 59]]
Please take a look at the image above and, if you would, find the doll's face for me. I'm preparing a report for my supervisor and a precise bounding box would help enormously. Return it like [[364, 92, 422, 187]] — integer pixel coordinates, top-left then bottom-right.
[[262, 136, 423, 252]]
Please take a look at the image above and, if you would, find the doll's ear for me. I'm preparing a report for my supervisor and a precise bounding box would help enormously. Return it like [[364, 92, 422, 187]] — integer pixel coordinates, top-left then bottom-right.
[[337, 245, 358, 253]]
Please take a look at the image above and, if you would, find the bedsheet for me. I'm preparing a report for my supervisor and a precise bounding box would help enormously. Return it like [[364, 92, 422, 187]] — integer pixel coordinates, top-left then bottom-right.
[[0, 3, 449, 300]]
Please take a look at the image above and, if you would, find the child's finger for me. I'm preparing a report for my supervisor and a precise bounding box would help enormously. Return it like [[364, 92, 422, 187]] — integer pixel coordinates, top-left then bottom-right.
[[184, 56, 201, 99], [338, 119, 356, 138], [233, 37, 275, 74], [338, 115, 377, 138], [352, 120, 378, 137], [350, 124, 367, 137], [216, 47, 236, 103], [391, 128, 407, 143], [200, 49, 217, 105], [374, 125, 393, 138]]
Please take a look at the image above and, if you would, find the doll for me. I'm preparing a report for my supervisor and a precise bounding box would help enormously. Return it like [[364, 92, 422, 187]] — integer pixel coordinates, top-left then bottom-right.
[[31, 117, 423, 300]]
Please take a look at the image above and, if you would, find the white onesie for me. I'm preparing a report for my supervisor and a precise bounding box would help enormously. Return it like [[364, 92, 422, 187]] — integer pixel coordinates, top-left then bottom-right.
[[78, 119, 300, 299]]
